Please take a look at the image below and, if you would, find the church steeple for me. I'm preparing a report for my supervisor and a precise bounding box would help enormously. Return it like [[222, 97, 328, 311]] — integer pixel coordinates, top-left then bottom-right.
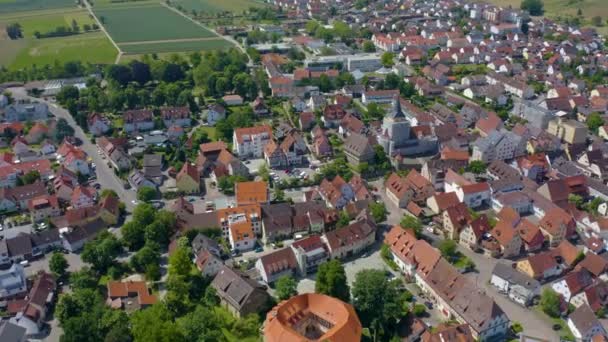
[[387, 96, 405, 120]]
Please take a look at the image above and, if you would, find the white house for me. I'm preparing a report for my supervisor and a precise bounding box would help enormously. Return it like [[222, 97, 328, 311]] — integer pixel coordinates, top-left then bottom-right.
[[567, 304, 606, 341], [232, 125, 273, 159], [0, 264, 27, 299], [206, 104, 226, 126], [455, 182, 491, 208]]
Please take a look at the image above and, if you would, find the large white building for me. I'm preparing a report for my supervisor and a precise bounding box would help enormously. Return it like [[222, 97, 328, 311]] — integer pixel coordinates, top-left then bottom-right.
[[0, 264, 27, 299], [232, 125, 273, 159]]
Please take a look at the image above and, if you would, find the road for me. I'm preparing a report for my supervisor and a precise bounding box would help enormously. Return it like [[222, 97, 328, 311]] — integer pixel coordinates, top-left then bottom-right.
[[9, 87, 138, 212], [374, 179, 559, 340], [82, 0, 123, 64]]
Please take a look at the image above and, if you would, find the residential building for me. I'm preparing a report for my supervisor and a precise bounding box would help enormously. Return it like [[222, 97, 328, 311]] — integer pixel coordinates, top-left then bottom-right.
[[143, 154, 163, 184], [106, 280, 157, 312], [343, 133, 375, 166], [232, 125, 273, 158], [0, 264, 26, 299], [3, 102, 48, 122], [472, 130, 523, 163], [322, 216, 375, 259], [211, 265, 270, 317], [9, 272, 55, 337], [547, 116, 588, 145], [491, 261, 541, 306], [176, 163, 200, 194], [123, 109, 154, 133], [255, 247, 297, 283], [290, 235, 329, 276], [235, 181, 268, 206], [206, 104, 226, 126], [385, 170, 434, 208], [567, 304, 606, 341], [160, 106, 190, 128]]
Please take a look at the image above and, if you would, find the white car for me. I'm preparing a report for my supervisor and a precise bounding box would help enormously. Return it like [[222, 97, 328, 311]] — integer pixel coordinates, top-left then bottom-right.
[[91, 163, 96, 169], [131, 200, 138, 205]]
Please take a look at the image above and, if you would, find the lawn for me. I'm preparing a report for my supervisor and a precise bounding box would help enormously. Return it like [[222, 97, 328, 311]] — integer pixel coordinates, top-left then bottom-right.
[[174, 0, 267, 14], [9, 31, 117, 69], [0, 0, 76, 13], [532, 306, 575, 341], [94, 4, 216, 43], [119, 38, 233, 54]]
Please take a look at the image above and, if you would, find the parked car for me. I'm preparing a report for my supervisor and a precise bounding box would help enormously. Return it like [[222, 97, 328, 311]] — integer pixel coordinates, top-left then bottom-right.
[[254, 246, 263, 253]]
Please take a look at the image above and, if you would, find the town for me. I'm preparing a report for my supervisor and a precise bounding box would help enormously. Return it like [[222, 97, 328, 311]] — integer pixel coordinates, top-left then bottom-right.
[[1, 0, 608, 341]]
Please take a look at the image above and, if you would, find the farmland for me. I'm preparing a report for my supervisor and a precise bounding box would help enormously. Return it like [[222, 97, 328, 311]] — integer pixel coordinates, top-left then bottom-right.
[[173, 0, 267, 14], [0, 8, 117, 69], [487, 0, 608, 24], [118, 38, 233, 54], [93, 3, 216, 43], [9, 31, 117, 69], [0, 0, 75, 13]]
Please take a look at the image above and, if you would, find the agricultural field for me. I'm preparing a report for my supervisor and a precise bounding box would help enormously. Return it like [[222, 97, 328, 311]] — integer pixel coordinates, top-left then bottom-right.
[[119, 38, 233, 54], [173, 0, 267, 14], [93, 3, 215, 42], [0, 0, 76, 13], [0, 8, 117, 69], [9, 31, 117, 69], [488, 0, 608, 23]]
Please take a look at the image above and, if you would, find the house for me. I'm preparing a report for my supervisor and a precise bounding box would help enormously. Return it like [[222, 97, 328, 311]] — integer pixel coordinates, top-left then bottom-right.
[[322, 216, 375, 259], [160, 106, 190, 128], [123, 109, 154, 133], [255, 247, 297, 284], [71, 185, 96, 209], [106, 280, 157, 312], [0, 264, 27, 299], [251, 97, 269, 116], [9, 272, 55, 337], [537, 175, 588, 209], [143, 154, 163, 184], [456, 182, 491, 208], [385, 171, 434, 208], [517, 219, 545, 252], [233, 125, 273, 159], [547, 116, 588, 145], [235, 181, 268, 206], [426, 192, 460, 214], [362, 89, 399, 104], [577, 253, 608, 279], [24, 122, 48, 144], [516, 252, 563, 281], [491, 261, 541, 306], [343, 133, 375, 166], [490, 221, 522, 258], [299, 112, 315, 130], [3, 102, 48, 122], [420, 324, 474, 342], [322, 105, 347, 128], [443, 202, 472, 240], [290, 235, 329, 276], [211, 265, 270, 317], [567, 304, 606, 342], [459, 215, 490, 250], [28, 195, 61, 222], [0, 321, 26, 342], [318, 175, 370, 209], [222, 94, 244, 106], [128, 170, 156, 191], [97, 137, 132, 171], [384, 226, 441, 280], [194, 250, 223, 278], [59, 218, 106, 252], [539, 208, 576, 245], [472, 131, 523, 163], [176, 163, 200, 194], [87, 113, 111, 136], [206, 104, 226, 126], [552, 269, 594, 304]]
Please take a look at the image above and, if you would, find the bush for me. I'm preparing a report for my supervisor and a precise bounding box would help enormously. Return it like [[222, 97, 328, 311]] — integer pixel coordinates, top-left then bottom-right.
[[413, 304, 426, 317]]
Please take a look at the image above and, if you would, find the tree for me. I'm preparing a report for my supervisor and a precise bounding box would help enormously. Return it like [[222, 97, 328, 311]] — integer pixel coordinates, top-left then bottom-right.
[[105, 64, 133, 87], [413, 303, 426, 317], [352, 269, 405, 339], [81, 232, 122, 273], [18, 170, 40, 185], [336, 210, 350, 228], [137, 186, 156, 202], [362, 41, 376, 52], [121, 221, 146, 251], [400, 215, 422, 238], [273, 187, 285, 202], [69, 267, 98, 290], [520, 0, 544, 15], [369, 202, 387, 223], [315, 259, 350, 302], [540, 288, 561, 318], [467, 160, 487, 174], [587, 112, 604, 133], [50, 251, 69, 278], [131, 304, 185, 342], [438, 240, 458, 259], [275, 275, 298, 300], [592, 16, 603, 27], [568, 194, 584, 209], [132, 203, 156, 226], [131, 242, 161, 273], [55, 118, 75, 142], [169, 244, 193, 278], [381, 52, 394, 68], [130, 60, 151, 85]]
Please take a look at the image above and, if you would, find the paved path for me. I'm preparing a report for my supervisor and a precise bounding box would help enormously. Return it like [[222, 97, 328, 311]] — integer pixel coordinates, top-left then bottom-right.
[[82, 0, 122, 63], [118, 36, 225, 46]]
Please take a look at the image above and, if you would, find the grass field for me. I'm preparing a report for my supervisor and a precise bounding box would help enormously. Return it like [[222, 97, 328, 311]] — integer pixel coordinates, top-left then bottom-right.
[[0, 0, 76, 13], [119, 38, 232, 54], [94, 4, 215, 43], [7, 31, 117, 69], [0, 9, 95, 38], [173, 0, 267, 14]]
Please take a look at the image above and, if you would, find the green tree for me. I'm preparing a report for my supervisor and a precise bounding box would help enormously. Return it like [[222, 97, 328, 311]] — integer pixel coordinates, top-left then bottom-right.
[[81, 232, 122, 273], [352, 269, 405, 339], [587, 112, 604, 133], [131, 304, 185, 342], [438, 239, 458, 259], [381, 52, 394, 68], [568, 194, 584, 209], [275, 275, 298, 300], [169, 245, 193, 278], [49, 251, 69, 278], [176, 305, 224, 341], [413, 303, 426, 317], [467, 160, 487, 174], [362, 41, 376, 52], [137, 186, 157, 202], [131, 242, 161, 273], [520, 0, 544, 15], [132, 203, 156, 226], [273, 187, 285, 202], [315, 259, 350, 302], [69, 267, 98, 290], [369, 202, 387, 223], [18, 170, 40, 185], [540, 288, 561, 318], [400, 215, 423, 238], [336, 210, 350, 228], [121, 221, 146, 251]]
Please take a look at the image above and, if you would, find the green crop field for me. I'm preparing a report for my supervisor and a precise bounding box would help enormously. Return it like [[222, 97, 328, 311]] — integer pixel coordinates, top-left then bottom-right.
[[173, 0, 267, 14], [119, 38, 232, 54], [488, 0, 608, 23], [94, 4, 216, 43], [0, 0, 76, 13], [8, 31, 117, 69]]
